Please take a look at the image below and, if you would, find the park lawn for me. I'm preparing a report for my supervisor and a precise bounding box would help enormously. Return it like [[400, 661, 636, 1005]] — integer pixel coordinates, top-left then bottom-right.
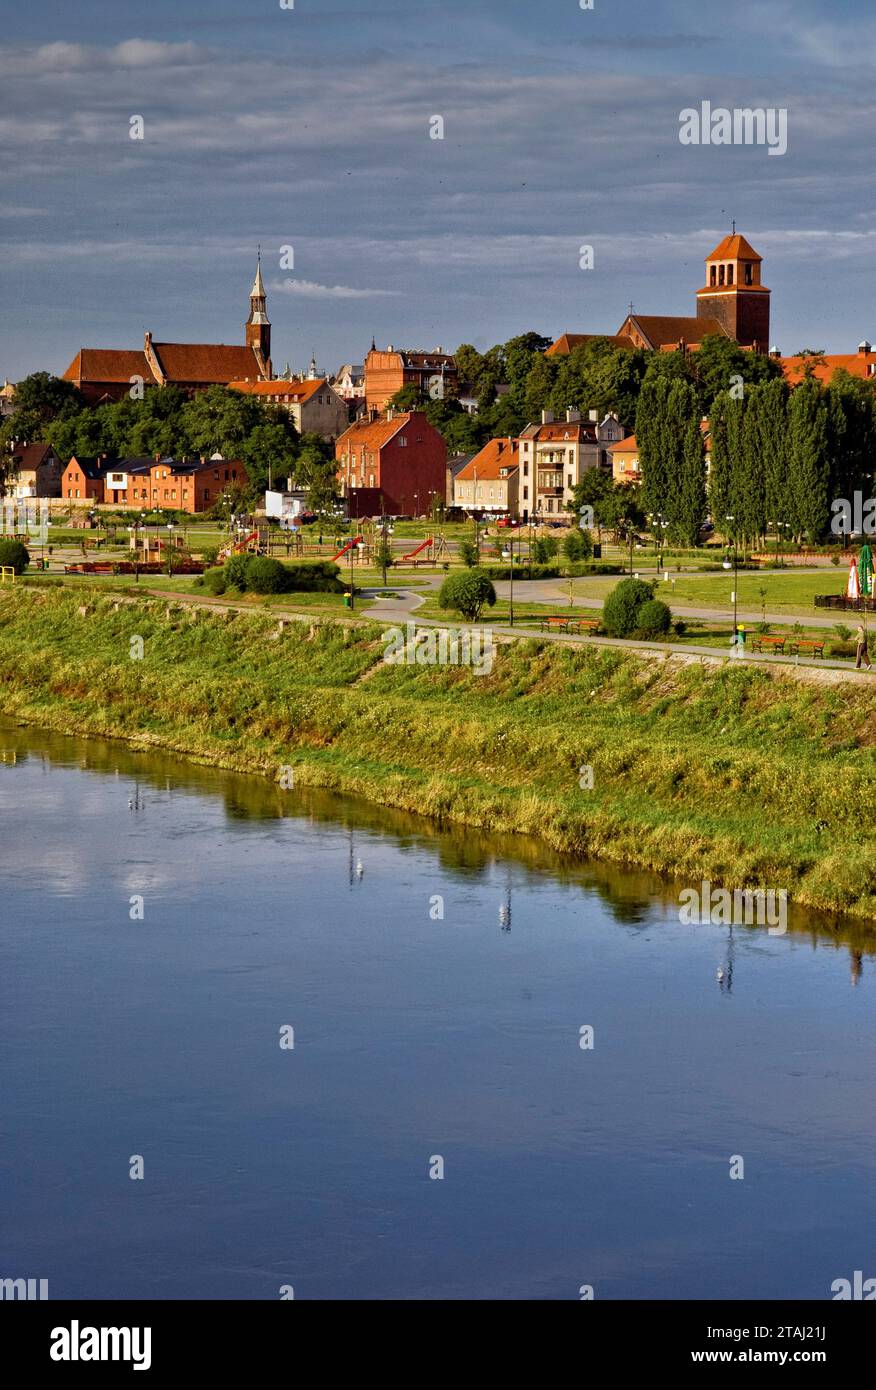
[[660, 569, 848, 615]]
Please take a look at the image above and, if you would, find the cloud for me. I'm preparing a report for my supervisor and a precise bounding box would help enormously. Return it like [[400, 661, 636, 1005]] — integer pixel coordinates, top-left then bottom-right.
[[276, 279, 401, 299]]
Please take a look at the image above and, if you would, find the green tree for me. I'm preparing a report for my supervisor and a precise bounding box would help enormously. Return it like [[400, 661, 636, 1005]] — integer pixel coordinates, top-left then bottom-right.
[[787, 379, 830, 542], [438, 569, 496, 620]]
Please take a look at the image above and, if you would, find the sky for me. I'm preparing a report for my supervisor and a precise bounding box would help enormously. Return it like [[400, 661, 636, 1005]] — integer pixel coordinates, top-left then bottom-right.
[[1, 0, 875, 382]]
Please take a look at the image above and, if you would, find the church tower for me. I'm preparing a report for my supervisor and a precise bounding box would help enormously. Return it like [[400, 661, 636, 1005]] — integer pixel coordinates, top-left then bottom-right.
[[246, 252, 272, 374], [696, 232, 770, 350]]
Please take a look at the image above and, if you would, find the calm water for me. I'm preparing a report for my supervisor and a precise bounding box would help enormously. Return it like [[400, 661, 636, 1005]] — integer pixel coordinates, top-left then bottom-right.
[[1, 721, 874, 1301]]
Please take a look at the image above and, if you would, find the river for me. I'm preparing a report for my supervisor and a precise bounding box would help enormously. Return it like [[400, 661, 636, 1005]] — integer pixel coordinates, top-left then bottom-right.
[[1, 720, 874, 1300]]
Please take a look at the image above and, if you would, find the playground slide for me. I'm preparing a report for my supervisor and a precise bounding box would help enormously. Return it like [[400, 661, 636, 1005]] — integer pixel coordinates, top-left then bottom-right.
[[400, 537, 434, 562], [218, 530, 259, 562], [331, 535, 363, 563]]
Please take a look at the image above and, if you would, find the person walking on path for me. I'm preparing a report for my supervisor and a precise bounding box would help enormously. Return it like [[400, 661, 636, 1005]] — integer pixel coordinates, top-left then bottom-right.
[[855, 623, 871, 670]]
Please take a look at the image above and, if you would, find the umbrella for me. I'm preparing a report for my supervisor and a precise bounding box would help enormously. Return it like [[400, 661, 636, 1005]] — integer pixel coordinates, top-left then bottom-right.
[[858, 544, 873, 598], [847, 556, 861, 600]]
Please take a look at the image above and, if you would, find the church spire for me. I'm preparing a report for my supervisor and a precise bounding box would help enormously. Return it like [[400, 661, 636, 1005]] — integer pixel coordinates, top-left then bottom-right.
[[246, 249, 271, 375]]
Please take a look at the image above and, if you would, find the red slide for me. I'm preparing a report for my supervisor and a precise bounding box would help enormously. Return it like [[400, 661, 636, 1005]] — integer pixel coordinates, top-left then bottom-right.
[[401, 537, 433, 562], [331, 535, 363, 562]]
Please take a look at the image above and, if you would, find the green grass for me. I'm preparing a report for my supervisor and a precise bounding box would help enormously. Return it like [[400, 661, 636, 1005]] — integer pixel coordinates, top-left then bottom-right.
[[1, 585, 874, 921]]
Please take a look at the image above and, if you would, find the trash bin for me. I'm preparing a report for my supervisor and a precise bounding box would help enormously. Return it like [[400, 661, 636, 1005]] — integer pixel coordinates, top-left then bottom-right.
[[343, 592, 352, 609], [592, 543, 602, 559]]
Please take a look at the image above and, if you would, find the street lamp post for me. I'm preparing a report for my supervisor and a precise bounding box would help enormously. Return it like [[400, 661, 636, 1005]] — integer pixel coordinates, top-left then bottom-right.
[[502, 538, 515, 626], [724, 514, 739, 635], [166, 522, 174, 578]]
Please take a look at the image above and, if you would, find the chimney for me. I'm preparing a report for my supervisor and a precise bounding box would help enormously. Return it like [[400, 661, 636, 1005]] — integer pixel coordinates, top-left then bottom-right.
[[541, 409, 554, 424], [588, 409, 598, 422], [566, 408, 581, 423], [155, 452, 161, 462], [386, 407, 394, 421], [858, 340, 872, 355]]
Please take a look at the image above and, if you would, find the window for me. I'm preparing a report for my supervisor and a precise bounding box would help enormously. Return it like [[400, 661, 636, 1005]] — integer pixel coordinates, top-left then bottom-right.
[[727, 265, 734, 285], [745, 264, 753, 285], [710, 266, 717, 286], [719, 265, 725, 285], [369, 474, 374, 487], [398, 437, 407, 447], [523, 486, 528, 500]]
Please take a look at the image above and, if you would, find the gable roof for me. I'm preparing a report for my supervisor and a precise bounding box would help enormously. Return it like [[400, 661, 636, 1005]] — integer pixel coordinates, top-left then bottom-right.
[[456, 438, 519, 481], [65, 456, 110, 480], [336, 412, 412, 450], [622, 314, 728, 349], [150, 343, 262, 384], [228, 377, 328, 403], [63, 349, 151, 385], [608, 435, 638, 453], [545, 333, 635, 357], [8, 442, 57, 473], [706, 234, 762, 262]]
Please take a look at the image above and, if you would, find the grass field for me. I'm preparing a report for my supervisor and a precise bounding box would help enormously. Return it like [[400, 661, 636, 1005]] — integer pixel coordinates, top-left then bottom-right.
[[1, 585, 874, 921]]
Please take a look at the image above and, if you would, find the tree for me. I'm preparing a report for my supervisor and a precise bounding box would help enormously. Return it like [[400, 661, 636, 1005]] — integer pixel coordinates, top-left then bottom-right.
[[675, 388, 707, 547], [787, 379, 830, 542], [438, 569, 496, 620], [563, 528, 593, 562], [0, 539, 29, 573], [389, 383, 425, 411], [242, 417, 299, 496], [3, 372, 83, 443], [294, 435, 337, 515], [180, 385, 262, 458], [602, 577, 656, 637], [454, 343, 487, 395]]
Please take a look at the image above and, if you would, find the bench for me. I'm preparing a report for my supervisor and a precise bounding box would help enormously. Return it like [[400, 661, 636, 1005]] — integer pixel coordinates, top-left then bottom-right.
[[752, 635, 786, 654], [539, 615, 600, 635], [789, 639, 825, 658]]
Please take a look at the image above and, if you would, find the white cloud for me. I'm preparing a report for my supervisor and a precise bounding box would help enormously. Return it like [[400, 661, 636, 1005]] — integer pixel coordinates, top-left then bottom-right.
[[276, 278, 401, 299]]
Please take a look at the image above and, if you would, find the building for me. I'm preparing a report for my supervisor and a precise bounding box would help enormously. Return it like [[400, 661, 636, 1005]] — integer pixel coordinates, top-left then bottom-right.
[[780, 341, 876, 387], [548, 231, 770, 356], [452, 439, 519, 515], [107, 456, 248, 512], [364, 343, 458, 413], [517, 410, 625, 519], [228, 377, 349, 440], [5, 442, 62, 498], [62, 258, 273, 405], [62, 456, 109, 502], [332, 364, 366, 403], [335, 410, 447, 518], [608, 435, 641, 485], [0, 380, 16, 419]]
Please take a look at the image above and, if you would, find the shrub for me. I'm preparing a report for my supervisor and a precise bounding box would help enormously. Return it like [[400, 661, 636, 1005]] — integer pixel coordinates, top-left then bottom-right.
[[563, 528, 593, 562], [244, 556, 289, 594], [458, 539, 479, 567], [202, 567, 227, 595], [224, 553, 250, 590], [601, 577, 656, 638], [282, 561, 343, 592], [438, 568, 497, 621], [673, 620, 687, 636], [635, 598, 672, 638], [0, 539, 30, 574], [532, 536, 559, 564], [482, 563, 559, 580]]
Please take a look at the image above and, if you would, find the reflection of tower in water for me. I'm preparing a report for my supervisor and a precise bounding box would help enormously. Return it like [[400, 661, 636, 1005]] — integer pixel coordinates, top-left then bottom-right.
[[850, 950, 863, 987], [499, 867, 512, 932], [716, 924, 734, 994], [347, 829, 364, 887]]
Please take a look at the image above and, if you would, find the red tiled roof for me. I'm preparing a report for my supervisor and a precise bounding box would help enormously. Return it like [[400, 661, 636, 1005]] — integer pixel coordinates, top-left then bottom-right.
[[608, 435, 638, 452], [336, 412, 413, 450], [63, 349, 151, 384], [456, 438, 519, 481], [228, 377, 326, 403], [780, 352, 876, 386], [545, 333, 635, 357], [151, 343, 263, 384], [626, 315, 728, 348], [706, 234, 761, 262]]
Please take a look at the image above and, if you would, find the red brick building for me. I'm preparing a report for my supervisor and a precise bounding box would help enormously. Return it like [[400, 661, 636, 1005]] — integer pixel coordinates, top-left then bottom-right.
[[62, 454, 247, 513], [364, 344, 458, 413], [62, 259, 272, 405], [336, 410, 447, 518]]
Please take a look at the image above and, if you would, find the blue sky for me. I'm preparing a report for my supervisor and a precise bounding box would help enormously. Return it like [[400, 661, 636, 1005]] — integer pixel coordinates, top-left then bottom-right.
[[2, 0, 874, 380]]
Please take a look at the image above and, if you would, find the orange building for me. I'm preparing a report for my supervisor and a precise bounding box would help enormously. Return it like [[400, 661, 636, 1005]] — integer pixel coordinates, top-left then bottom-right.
[[336, 410, 447, 518], [364, 344, 458, 413]]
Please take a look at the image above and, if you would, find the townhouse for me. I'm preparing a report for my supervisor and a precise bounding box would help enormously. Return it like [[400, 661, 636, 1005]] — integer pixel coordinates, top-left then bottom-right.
[[5, 442, 62, 498], [228, 376, 349, 440], [335, 409, 447, 518], [452, 438, 519, 515], [517, 409, 625, 519]]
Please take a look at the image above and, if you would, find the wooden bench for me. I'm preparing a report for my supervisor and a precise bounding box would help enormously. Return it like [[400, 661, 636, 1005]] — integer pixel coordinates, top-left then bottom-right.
[[789, 638, 825, 658], [539, 615, 600, 635], [752, 635, 786, 654]]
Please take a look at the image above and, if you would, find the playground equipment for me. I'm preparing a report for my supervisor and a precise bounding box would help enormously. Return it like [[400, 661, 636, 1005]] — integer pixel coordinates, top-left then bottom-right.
[[331, 535, 364, 563], [397, 534, 447, 566], [217, 527, 266, 563], [0, 565, 15, 584]]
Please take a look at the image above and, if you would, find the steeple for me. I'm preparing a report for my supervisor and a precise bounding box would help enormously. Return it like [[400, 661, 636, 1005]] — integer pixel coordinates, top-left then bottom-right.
[[246, 249, 271, 372]]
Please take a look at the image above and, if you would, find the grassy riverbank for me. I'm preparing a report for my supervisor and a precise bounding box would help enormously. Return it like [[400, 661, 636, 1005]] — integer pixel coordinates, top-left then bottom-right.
[[2, 586, 875, 919]]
